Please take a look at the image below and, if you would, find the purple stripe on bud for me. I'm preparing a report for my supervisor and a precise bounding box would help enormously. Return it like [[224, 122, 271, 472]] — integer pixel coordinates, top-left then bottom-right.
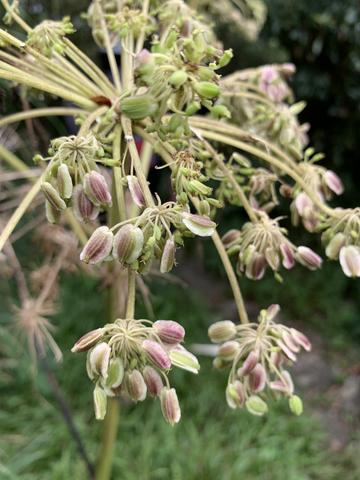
[[142, 340, 171, 370], [237, 351, 258, 377], [143, 366, 163, 397], [290, 328, 311, 351], [127, 175, 145, 207], [249, 363, 267, 393], [160, 387, 181, 425], [296, 246, 322, 270], [71, 328, 104, 353], [226, 381, 246, 409], [84, 171, 112, 206], [270, 370, 294, 394], [280, 243, 295, 269], [73, 185, 99, 223], [80, 226, 113, 264], [153, 320, 185, 344], [126, 370, 147, 401], [324, 170, 344, 196]]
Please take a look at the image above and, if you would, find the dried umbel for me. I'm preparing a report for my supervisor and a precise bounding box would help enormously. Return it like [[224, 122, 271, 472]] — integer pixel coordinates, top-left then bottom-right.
[[209, 305, 311, 415], [72, 318, 199, 423]]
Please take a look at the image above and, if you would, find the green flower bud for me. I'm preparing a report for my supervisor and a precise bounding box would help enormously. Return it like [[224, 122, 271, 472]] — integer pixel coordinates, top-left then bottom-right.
[[105, 358, 124, 389], [57, 164, 73, 199], [45, 200, 61, 224], [120, 94, 158, 120], [188, 180, 213, 196], [218, 49, 233, 68], [245, 395, 268, 416], [169, 70, 188, 88], [93, 384, 107, 420], [210, 104, 231, 119], [226, 381, 245, 409], [181, 212, 216, 237], [193, 81, 220, 99], [325, 232, 346, 260], [41, 181, 66, 211], [169, 347, 200, 374], [289, 395, 303, 416], [185, 101, 201, 116], [198, 66, 216, 81]]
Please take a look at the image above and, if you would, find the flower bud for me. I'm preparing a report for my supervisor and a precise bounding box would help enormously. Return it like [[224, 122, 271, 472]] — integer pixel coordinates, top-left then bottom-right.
[[270, 370, 294, 395], [289, 395, 303, 415], [249, 364, 267, 393], [295, 192, 312, 216], [143, 366, 163, 396], [160, 387, 181, 426], [280, 243, 295, 269], [296, 246, 322, 270], [237, 351, 258, 377], [325, 232, 346, 260], [153, 320, 184, 344], [126, 370, 147, 401], [89, 342, 111, 380], [193, 81, 220, 99], [84, 171, 112, 207], [245, 395, 268, 416], [218, 340, 240, 361], [188, 179, 213, 196], [208, 320, 237, 343], [266, 304, 281, 320], [169, 70, 188, 88], [211, 104, 231, 119], [218, 49, 233, 68], [72, 185, 99, 223], [277, 339, 297, 362], [45, 200, 61, 224], [42, 181, 66, 211], [181, 212, 216, 237], [324, 170, 344, 195], [160, 237, 176, 273], [142, 340, 171, 370], [282, 330, 300, 353], [105, 358, 124, 389], [265, 247, 280, 271], [80, 226, 114, 264], [226, 381, 245, 409], [120, 94, 158, 120], [57, 164, 73, 199], [169, 346, 200, 374], [185, 101, 201, 116], [93, 384, 107, 420], [290, 328, 311, 351], [222, 229, 241, 248], [113, 224, 144, 264], [245, 252, 267, 280], [71, 328, 104, 353], [127, 175, 145, 208], [339, 245, 360, 277]]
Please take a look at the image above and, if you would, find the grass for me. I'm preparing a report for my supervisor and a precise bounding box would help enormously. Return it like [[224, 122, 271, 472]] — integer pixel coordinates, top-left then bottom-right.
[[1, 272, 360, 479]]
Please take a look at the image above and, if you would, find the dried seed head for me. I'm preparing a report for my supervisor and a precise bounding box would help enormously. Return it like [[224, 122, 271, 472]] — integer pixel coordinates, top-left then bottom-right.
[[126, 370, 147, 402], [113, 224, 144, 264], [142, 340, 171, 370], [160, 387, 181, 426], [57, 163, 73, 199], [71, 328, 104, 353], [84, 171, 112, 206], [72, 185, 99, 223], [153, 320, 185, 344], [80, 226, 114, 264], [208, 320, 237, 343], [181, 212, 216, 237], [42, 181, 67, 211], [142, 366, 163, 397]]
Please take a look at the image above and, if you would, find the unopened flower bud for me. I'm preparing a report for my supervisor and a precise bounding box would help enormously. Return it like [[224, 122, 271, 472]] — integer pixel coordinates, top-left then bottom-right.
[[169, 70, 188, 88], [289, 395, 303, 415], [193, 81, 220, 99], [246, 252, 267, 280], [45, 200, 61, 224], [324, 170, 344, 195], [185, 101, 201, 116], [270, 370, 294, 394], [339, 245, 360, 277], [290, 328, 311, 351], [249, 364, 267, 393], [296, 246, 322, 270], [126, 370, 147, 401], [266, 304, 280, 320], [89, 342, 111, 380], [280, 243, 295, 269], [169, 346, 200, 374], [42, 181, 67, 211], [71, 328, 104, 353], [80, 226, 114, 264], [188, 179, 212, 196], [93, 384, 107, 420], [142, 340, 171, 370], [226, 381, 245, 409], [160, 237, 176, 273], [181, 212, 216, 237], [208, 320, 237, 343], [222, 229, 241, 248], [218, 341, 240, 361], [237, 351, 258, 377], [218, 49, 233, 68], [325, 232, 346, 260], [105, 358, 124, 389], [84, 171, 112, 207], [295, 192, 312, 216], [113, 224, 144, 264], [127, 175, 145, 207], [160, 387, 181, 426], [57, 163, 73, 199], [120, 94, 158, 120], [245, 395, 268, 416], [211, 104, 231, 119], [72, 185, 99, 222], [143, 366, 163, 397], [153, 320, 184, 344]]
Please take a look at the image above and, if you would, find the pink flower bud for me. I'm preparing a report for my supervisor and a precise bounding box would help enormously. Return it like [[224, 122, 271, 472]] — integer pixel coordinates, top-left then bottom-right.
[[325, 232, 346, 260], [153, 320, 185, 344], [237, 351, 258, 377], [295, 192, 312, 216], [142, 340, 171, 370], [324, 170, 344, 195], [181, 212, 216, 237], [296, 246, 322, 270], [339, 245, 360, 277], [160, 387, 181, 425], [160, 237, 176, 273], [245, 252, 267, 280], [208, 320, 237, 343], [282, 330, 300, 353], [113, 224, 144, 264], [218, 340, 240, 361], [42, 181, 66, 211], [71, 328, 104, 353], [270, 370, 294, 394], [277, 339, 297, 362], [266, 304, 280, 320], [126, 370, 147, 402], [80, 226, 114, 264], [222, 229, 241, 248], [280, 243, 295, 269], [84, 171, 112, 206], [226, 381, 245, 409], [72, 185, 99, 223], [88, 342, 111, 380], [249, 363, 267, 393], [127, 175, 145, 207], [290, 328, 311, 352], [143, 366, 163, 397]]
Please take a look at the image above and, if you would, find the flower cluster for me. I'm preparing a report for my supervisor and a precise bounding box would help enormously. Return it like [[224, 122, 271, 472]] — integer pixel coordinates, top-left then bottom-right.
[[37, 134, 112, 224], [72, 318, 199, 424], [26, 17, 75, 57], [209, 305, 311, 416], [321, 208, 360, 277], [223, 212, 322, 281]]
